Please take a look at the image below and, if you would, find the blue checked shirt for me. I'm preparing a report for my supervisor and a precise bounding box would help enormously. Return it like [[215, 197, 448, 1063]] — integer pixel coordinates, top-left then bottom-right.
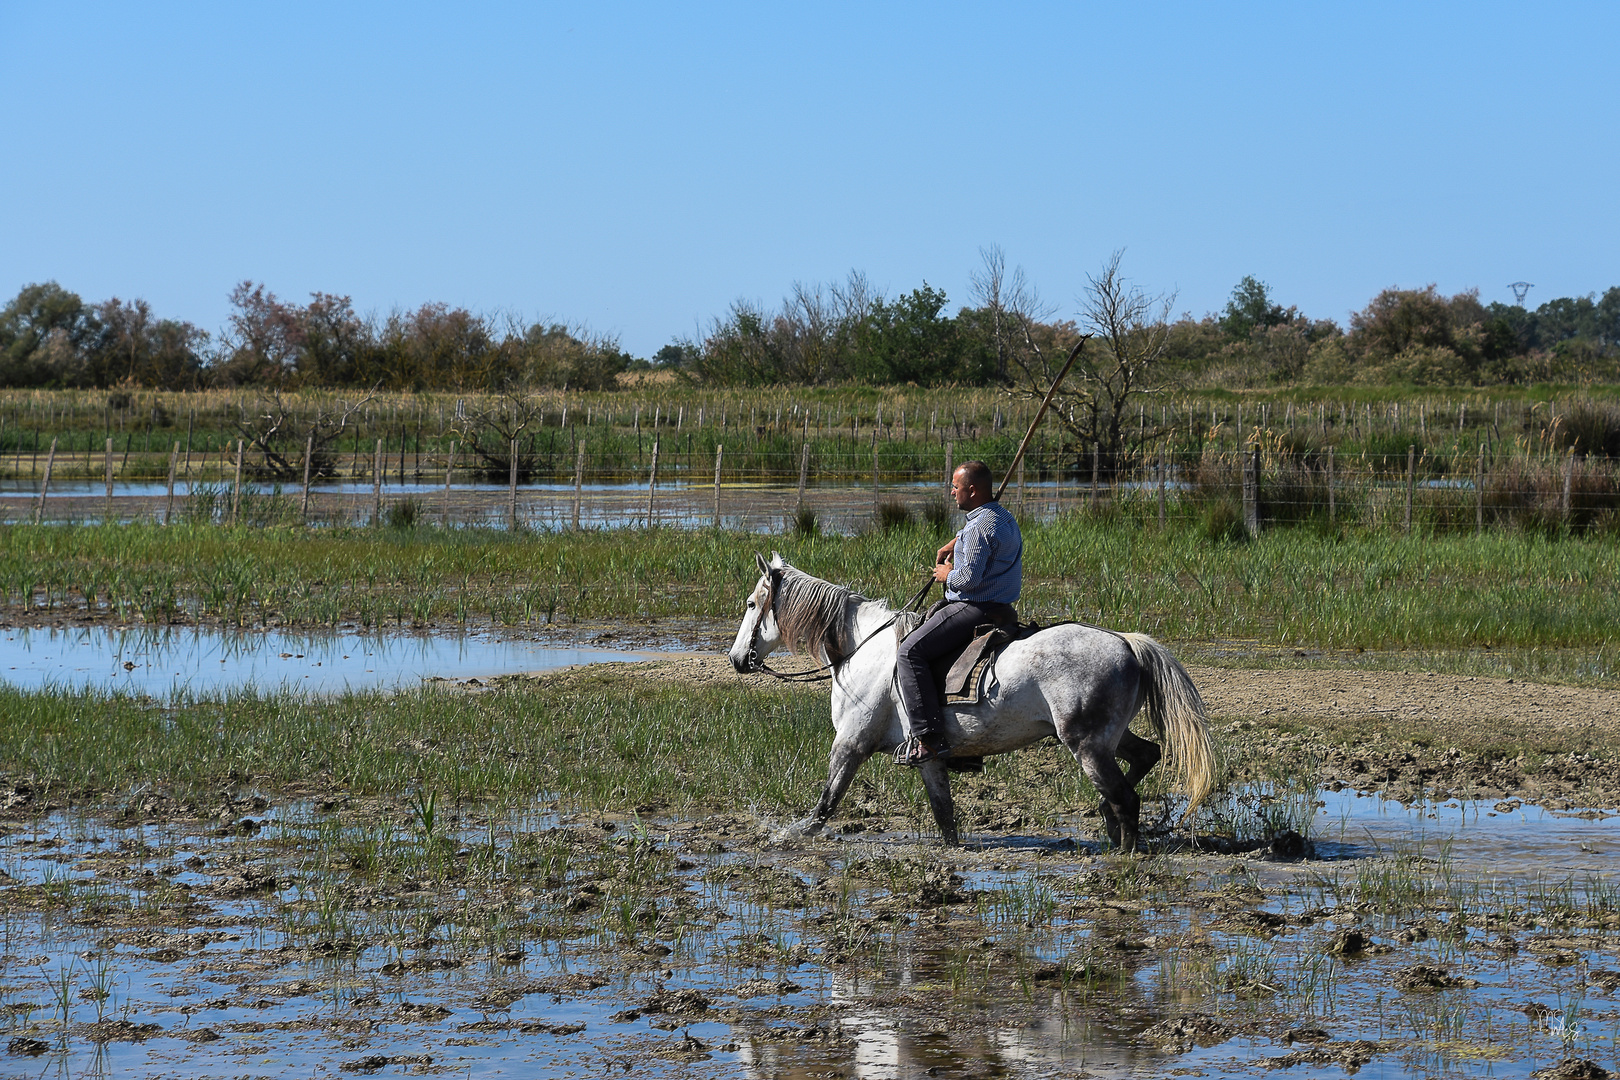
[[945, 500, 1022, 604]]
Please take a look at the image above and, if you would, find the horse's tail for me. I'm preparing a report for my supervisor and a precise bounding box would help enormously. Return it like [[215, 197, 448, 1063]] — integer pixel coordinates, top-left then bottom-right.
[[1119, 632, 1217, 817]]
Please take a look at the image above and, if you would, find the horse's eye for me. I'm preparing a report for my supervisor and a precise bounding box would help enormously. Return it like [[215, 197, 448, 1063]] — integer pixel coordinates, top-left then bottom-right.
[[747, 600, 755, 609]]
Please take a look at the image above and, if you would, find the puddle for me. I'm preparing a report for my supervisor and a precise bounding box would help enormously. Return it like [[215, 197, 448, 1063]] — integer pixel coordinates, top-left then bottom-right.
[[1, 785, 1618, 1078], [3, 477, 1193, 534], [1312, 787, 1620, 875], [0, 626, 665, 698]]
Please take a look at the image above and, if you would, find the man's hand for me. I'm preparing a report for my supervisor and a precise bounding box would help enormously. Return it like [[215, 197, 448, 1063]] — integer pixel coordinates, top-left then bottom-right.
[[932, 559, 952, 584], [935, 537, 957, 564]]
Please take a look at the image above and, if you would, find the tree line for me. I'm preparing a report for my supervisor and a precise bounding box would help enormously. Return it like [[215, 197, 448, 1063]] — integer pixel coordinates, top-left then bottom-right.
[[4, 259, 1617, 396], [677, 258, 1620, 390], [0, 282, 631, 392]]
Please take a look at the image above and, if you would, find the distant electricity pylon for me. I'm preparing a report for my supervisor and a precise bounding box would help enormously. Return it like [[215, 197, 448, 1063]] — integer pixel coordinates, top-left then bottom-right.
[[1508, 281, 1534, 305]]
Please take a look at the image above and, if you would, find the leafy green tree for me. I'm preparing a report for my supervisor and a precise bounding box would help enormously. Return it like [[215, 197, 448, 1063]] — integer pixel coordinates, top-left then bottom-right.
[[689, 301, 779, 385], [514, 322, 629, 390], [213, 281, 305, 387], [1220, 275, 1292, 339], [88, 298, 207, 389], [1595, 287, 1620, 347], [0, 282, 98, 387], [853, 284, 962, 384], [1346, 285, 1476, 383], [296, 292, 371, 387], [652, 343, 691, 368]]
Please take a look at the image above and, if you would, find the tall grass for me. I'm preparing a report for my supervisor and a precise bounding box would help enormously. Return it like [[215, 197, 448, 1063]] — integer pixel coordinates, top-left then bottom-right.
[[0, 517, 1613, 659], [0, 681, 942, 821]]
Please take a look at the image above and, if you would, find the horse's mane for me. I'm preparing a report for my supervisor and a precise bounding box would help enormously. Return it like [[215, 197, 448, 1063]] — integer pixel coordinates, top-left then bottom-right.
[[774, 565, 871, 663], [892, 610, 923, 638]]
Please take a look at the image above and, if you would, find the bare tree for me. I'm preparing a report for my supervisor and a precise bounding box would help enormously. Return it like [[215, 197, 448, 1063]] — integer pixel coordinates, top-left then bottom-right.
[[448, 390, 548, 479], [970, 245, 1052, 384], [217, 282, 305, 387], [1005, 250, 1176, 470], [234, 387, 377, 480]]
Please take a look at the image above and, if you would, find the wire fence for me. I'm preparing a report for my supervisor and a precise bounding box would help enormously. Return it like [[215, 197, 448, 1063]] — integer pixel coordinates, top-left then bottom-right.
[[4, 438, 1617, 537]]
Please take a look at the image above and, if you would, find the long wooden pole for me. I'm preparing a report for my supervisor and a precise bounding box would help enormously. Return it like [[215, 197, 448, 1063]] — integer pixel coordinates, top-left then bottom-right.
[[994, 336, 1089, 503]]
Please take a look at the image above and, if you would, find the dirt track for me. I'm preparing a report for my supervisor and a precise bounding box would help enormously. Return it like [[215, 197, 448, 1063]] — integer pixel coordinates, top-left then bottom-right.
[[1192, 665, 1619, 742], [554, 654, 1620, 742]]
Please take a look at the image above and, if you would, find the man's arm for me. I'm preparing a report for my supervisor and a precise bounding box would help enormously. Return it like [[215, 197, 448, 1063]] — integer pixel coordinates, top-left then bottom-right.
[[945, 523, 989, 593], [931, 536, 958, 583]]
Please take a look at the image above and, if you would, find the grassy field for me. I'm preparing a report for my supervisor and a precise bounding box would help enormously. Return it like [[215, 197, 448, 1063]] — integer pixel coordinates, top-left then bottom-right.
[[0, 677, 872, 815], [0, 517, 1614, 680]]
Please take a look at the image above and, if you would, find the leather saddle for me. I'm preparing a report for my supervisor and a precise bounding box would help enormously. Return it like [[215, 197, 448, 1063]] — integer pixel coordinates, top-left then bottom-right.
[[930, 614, 1039, 706]]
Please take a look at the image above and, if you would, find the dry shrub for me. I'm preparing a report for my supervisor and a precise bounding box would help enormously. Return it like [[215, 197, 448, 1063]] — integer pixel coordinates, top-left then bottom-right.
[[1484, 457, 1620, 533], [1189, 441, 1333, 526], [1550, 403, 1620, 458], [875, 499, 914, 532]]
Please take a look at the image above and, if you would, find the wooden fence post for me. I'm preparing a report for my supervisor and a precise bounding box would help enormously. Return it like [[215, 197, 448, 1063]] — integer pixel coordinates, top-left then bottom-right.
[[1157, 444, 1166, 528], [872, 444, 880, 520], [231, 440, 243, 526], [574, 442, 585, 530], [1090, 444, 1100, 510], [444, 440, 456, 527], [374, 438, 383, 526], [1475, 442, 1485, 533], [1563, 451, 1575, 524], [797, 443, 809, 507], [508, 438, 519, 531], [646, 438, 660, 527], [34, 437, 56, 524], [104, 437, 114, 520], [300, 435, 313, 524], [944, 443, 954, 500], [165, 442, 180, 525], [713, 444, 723, 528], [1242, 442, 1261, 538], [1326, 445, 1335, 525], [1404, 444, 1415, 534]]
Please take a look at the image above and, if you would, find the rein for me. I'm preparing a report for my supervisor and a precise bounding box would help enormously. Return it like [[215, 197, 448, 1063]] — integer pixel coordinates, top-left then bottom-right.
[[747, 570, 936, 683]]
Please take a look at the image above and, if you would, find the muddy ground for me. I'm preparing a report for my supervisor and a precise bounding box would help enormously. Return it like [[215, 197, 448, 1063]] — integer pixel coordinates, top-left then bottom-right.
[[529, 654, 1620, 814], [3, 625, 1620, 1076]]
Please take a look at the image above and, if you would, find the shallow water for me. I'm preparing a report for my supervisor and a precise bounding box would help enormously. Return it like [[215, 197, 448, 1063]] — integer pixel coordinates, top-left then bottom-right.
[[3, 781, 1619, 1079], [1313, 787, 1620, 876], [0, 625, 664, 698], [1, 476, 1186, 533]]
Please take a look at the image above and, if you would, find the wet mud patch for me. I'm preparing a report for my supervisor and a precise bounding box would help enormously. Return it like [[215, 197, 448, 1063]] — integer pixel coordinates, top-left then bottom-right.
[[0, 784, 1616, 1078], [0, 655, 1616, 1076]]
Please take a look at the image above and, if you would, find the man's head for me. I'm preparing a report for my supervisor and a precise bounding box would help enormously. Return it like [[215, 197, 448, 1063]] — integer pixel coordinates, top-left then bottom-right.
[[951, 461, 994, 511]]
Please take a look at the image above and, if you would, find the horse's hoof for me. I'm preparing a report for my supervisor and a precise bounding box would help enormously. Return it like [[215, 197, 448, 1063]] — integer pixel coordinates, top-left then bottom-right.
[[774, 817, 824, 841]]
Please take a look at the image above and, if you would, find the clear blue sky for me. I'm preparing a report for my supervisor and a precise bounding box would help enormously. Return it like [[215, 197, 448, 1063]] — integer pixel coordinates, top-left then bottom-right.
[[3, 2, 1615, 357]]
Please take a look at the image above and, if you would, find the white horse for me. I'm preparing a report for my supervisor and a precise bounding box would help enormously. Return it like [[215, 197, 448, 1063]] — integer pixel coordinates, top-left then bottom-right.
[[729, 553, 1216, 851]]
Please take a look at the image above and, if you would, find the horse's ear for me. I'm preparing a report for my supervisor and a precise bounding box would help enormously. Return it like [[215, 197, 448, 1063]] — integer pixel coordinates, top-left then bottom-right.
[[755, 552, 770, 576]]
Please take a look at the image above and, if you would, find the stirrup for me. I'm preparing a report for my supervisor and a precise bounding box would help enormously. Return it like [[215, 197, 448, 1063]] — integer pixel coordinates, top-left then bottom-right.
[[894, 737, 952, 768]]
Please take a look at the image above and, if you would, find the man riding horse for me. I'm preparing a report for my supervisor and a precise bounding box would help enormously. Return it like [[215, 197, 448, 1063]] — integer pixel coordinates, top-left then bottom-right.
[[894, 460, 1022, 767]]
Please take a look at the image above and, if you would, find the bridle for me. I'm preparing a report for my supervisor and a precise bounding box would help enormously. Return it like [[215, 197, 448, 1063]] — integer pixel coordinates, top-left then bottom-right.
[[744, 566, 936, 683]]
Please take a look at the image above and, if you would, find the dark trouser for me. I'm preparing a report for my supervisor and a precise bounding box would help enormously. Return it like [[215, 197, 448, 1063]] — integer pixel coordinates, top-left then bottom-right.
[[896, 600, 1016, 743]]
